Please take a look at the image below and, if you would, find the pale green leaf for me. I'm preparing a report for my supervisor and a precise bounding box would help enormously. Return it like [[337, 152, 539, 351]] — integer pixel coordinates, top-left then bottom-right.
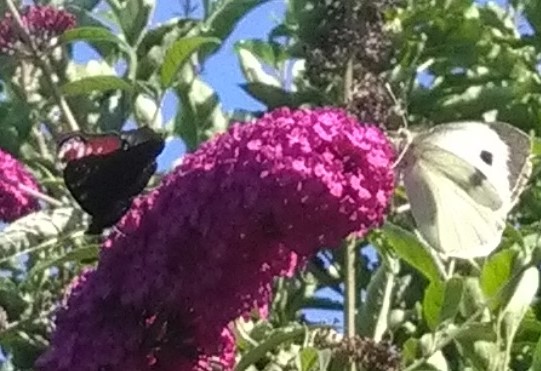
[[61, 76, 134, 96], [381, 222, 442, 283], [160, 37, 220, 88]]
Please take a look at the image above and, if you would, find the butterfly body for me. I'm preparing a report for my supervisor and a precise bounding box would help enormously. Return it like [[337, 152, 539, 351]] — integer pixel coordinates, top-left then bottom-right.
[[58, 127, 165, 234], [397, 122, 531, 259]]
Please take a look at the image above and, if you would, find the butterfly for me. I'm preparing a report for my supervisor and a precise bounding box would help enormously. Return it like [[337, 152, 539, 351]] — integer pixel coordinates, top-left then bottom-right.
[[395, 121, 532, 259], [57, 127, 165, 234]]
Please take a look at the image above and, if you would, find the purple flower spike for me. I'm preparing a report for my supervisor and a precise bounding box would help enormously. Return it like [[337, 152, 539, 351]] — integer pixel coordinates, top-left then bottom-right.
[[0, 5, 76, 55], [37, 107, 395, 370], [0, 148, 40, 222]]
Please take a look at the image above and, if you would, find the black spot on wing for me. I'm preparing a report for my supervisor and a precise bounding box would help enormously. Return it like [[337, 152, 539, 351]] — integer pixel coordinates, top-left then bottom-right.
[[480, 150, 493, 165], [487, 122, 531, 190], [469, 169, 487, 187]]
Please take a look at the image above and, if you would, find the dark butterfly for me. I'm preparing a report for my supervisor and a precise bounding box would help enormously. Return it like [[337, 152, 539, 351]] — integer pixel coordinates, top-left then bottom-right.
[[57, 127, 165, 234]]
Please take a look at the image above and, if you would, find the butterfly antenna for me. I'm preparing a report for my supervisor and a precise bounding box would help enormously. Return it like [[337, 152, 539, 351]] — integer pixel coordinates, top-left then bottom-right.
[[391, 128, 412, 169], [385, 82, 409, 131]]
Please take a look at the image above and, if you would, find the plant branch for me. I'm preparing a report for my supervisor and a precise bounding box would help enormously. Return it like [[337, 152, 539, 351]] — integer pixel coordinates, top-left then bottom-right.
[[5, 0, 79, 132], [344, 236, 357, 371]]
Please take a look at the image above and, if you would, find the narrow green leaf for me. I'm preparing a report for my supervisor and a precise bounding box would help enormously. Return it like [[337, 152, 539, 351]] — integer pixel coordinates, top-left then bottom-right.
[[60, 27, 128, 51], [402, 338, 421, 364], [160, 37, 220, 88], [501, 267, 539, 353], [439, 277, 464, 325], [0, 208, 82, 263], [382, 222, 442, 283], [174, 75, 227, 150], [532, 137, 541, 156], [480, 249, 516, 303], [240, 82, 295, 108], [531, 330, 541, 371], [318, 349, 332, 371], [61, 76, 133, 96], [423, 281, 443, 330], [235, 326, 306, 370], [297, 347, 318, 371], [116, 0, 154, 45], [199, 0, 270, 59], [28, 245, 99, 279], [236, 42, 281, 86], [358, 261, 396, 339]]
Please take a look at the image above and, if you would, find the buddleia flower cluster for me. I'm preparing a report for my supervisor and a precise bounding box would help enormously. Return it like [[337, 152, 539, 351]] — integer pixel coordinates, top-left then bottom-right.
[[37, 107, 395, 370], [314, 329, 401, 371], [0, 5, 76, 56], [0, 148, 40, 222], [302, 0, 398, 127]]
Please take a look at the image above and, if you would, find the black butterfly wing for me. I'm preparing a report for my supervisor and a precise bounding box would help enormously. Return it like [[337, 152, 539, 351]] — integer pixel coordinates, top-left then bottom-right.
[[60, 128, 164, 234]]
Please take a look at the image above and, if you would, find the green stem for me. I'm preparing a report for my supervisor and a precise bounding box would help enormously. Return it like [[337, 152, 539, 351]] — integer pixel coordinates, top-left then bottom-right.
[[344, 236, 357, 371], [342, 1, 356, 370], [5, 0, 79, 132]]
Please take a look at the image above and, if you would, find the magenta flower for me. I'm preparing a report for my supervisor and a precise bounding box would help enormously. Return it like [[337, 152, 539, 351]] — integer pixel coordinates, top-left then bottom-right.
[[37, 107, 395, 370], [0, 5, 76, 55], [0, 148, 40, 222]]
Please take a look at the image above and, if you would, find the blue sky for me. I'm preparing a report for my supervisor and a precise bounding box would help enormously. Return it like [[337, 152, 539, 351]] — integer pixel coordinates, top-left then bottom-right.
[[152, 0, 285, 170]]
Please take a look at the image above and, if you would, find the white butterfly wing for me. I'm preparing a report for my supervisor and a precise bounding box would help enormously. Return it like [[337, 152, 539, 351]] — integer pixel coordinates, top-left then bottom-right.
[[402, 146, 506, 259], [401, 121, 531, 259]]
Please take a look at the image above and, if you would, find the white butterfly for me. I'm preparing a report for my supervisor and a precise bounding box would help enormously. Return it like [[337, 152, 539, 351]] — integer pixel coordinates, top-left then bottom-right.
[[395, 121, 532, 259]]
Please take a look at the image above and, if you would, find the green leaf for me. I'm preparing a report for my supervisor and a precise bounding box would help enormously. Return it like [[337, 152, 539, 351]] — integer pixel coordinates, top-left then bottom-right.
[[0, 100, 33, 154], [0, 208, 82, 264], [199, 0, 270, 59], [381, 222, 442, 283], [28, 245, 98, 279], [402, 338, 421, 364], [174, 74, 227, 151], [422, 281, 443, 330], [61, 76, 134, 96], [501, 267, 539, 350], [236, 39, 289, 67], [240, 83, 297, 108], [423, 278, 464, 330], [236, 41, 282, 86], [60, 27, 128, 51], [67, 0, 101, 10], [317, 349, 332, 371], [235, 325, 306, 370], [160, 37, 220, 89], [358, 260, 397, 339], [531, 330, 541, 371], [480, 249, 516, 306], [115, 0, 154, 45], [297, 347, 318, 371], [532, 137, 541, 157], [0, 278, 27, 321], [439, 277, 464, 325]]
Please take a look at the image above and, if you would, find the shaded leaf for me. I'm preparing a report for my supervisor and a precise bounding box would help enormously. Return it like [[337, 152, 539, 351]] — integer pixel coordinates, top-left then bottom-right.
[[235, 325, 306, 370], [236, 42, 282, 86], [61, 76, 134, 96], [297, 347, 318, 371], [382, 222, 442, 283], [61, 27, 128, 51], [116, 0, 154, 45], [160, 37, 220, 88], [0, 208, 82, 263], [28, 245, 98, 279], [174, 74, 227, 150], [480, 249, 516, 307]]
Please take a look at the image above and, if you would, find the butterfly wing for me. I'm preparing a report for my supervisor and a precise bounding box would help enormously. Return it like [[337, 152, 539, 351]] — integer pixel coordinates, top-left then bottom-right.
[[59, 128, 164, 234], [401, 121, 531, 258], [402, 145, 506, 258]]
